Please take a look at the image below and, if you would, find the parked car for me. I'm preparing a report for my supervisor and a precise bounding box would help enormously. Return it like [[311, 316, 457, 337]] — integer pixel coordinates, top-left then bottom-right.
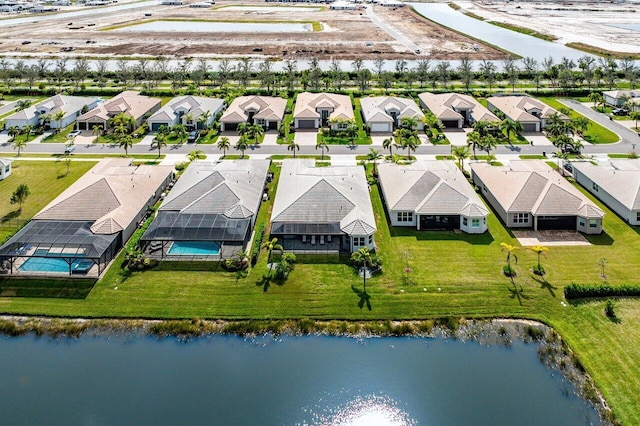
[[64, 144, 76, 154], [187, 130, 200, 143], [68, 130, 81, 138], [612, 108, 629, 116]]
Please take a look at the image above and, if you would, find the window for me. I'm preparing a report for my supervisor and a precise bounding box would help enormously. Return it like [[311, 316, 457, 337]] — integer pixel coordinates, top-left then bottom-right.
[[579, 217, 585, 227], [337, 122, 348, 130], [472, 218, 480, 228], [368, 235, 373, 244], [589, 219, 598, 228], [284, 223, 295, 234], [592, 182, 599, 192], [397, 212, 413, 222], [353, 237, 365, 247], [637, 212, 640, 223], [513, 213, 529, 224], [462, 217, 468, 226], [4, 165, 8, 173], [483, 218, 486, 224]]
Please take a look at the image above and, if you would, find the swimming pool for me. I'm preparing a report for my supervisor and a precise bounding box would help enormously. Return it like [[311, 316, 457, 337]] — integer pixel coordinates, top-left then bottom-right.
[[20, 257, 76, 273], [167, 241, 221, 256]]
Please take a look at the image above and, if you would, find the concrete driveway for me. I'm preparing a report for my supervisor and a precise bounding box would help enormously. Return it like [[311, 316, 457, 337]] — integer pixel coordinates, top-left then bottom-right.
[[371, 134, 392, 146], [262, 131, 279, 146], [294, 130, 319, 146], [443, 128, 470, 147], [522, 132, 554, 147]]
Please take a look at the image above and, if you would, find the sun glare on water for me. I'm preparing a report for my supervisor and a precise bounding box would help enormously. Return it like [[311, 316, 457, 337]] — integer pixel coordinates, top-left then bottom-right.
[[309, 395, 416, 426]]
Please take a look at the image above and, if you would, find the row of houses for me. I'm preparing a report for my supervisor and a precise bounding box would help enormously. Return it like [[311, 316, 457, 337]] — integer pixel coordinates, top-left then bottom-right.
[[603, 89, 640, 111], [4, 91, 570, 136], [9, 153, 640, 278]]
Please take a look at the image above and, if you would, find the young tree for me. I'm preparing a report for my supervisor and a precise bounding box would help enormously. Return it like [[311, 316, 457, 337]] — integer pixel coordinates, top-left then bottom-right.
[[119, 134, 133, 156], [500, 119, 523, 145], [91, 125, 103, 144], [151, 133, 167, 158], [527, 245, 549, 276], [172, 124, 187, 144], [366, 148, 383, 176], [402, 135, 418, 160], [451, 146, 469, 171], [198, 110, 212, 130], [287, 139, 300, 158], [467, 130, 481, 160], [10, 184, 30, 213], [262, 237, 283, 276], [12, 137, 27, 157], [350, 246, 377, 293], [630, 110, 640, 130], [7, 126, 20, 142], [22, 124, 34, 141], [315, 139, 329, 161], [217, 136, 230, 158], [382, 137, 394, 158], [500, 242, 519, 277], [235, 137, 249, 158], [53, 111, 65, 132]]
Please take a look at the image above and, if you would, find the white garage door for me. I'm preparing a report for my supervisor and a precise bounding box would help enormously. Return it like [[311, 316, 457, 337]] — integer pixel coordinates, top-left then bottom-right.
[[370, 122, 391, 133]]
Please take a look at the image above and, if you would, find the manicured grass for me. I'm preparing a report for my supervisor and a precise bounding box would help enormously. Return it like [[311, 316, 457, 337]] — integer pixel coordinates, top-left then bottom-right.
[[519, 154, 547, 159], [487, 21, 558, 42], [0, 160, 96, 243], [41, 124, 75, 143], [539, 98, 619, 144], [0, 153, 165, 160], [270, 155, 329, 161], [3, 165, 640, 422], [220, 154, 249, 160]]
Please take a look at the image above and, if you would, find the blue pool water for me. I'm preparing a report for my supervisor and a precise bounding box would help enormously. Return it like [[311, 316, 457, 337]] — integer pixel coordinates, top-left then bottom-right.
[[20, 257, 76, 273], [167, 241, 221, 256]]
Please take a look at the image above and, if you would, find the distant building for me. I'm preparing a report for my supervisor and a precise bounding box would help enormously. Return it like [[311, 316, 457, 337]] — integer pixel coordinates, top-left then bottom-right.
[[0, 158, 12, 181]]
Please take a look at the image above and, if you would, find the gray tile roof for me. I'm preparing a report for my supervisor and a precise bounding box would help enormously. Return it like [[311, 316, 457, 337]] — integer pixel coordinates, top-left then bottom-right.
[[471, 160, 604, 218], [418, 93, 500, 124], [378, 161, 488, 217], [5, 94, 98, 123], [148, 95, 224, 124], [160, 160, 270, 219], [272, 159, 376, 236], [360, 96, 424, 125], [573, 159, 640, 211]]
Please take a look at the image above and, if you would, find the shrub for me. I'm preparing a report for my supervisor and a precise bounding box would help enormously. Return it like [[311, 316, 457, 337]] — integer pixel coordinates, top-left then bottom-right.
[[605, 299, 616, 319], [532, 265, 545, 276], [503, 265, 516, 277], [250, 223, 265, 266], [564, 283, 640, 299], [174, 161, 189, 172]]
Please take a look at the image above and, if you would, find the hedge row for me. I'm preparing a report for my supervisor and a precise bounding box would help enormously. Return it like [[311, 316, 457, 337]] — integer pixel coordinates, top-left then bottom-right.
[[250, 223, 265, 266], [564, 283, 640, 300]]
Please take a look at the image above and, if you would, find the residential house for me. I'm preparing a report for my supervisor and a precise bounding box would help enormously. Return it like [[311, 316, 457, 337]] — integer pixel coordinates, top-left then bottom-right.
[[219, 95, 286, 132], [4, 95, 99, 129], [360, 96, 424, 133], [0, 159, 173, 277], [378, 161, 489, 233], [0, 158, 12, 180], [470, 160, 604, 233], [573, 159, 640, 225], [418, 92, 500, 128], [140, 160, 270, 259], [294, 92, 354, 130], [147, 95, 225, 131], [271, 159, 376, 253], [486, 95, 564, 132], [603, 90, 640, 110], [75, 91, 161, 131]]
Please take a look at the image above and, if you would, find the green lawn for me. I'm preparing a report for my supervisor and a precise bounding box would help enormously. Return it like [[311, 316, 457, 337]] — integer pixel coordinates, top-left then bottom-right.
[[539, 98, 619, 144], [2, 164, 640, 423], [0, 160, 96, 243], [41, 124, 75, 143]]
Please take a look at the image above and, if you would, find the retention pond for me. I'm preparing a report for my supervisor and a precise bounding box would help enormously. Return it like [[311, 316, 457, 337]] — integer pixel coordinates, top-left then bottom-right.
[[0, 332, 602, 425]]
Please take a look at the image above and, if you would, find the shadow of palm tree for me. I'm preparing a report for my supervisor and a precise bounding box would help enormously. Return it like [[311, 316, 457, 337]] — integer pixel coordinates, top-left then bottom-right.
[[351, 284, 372, 311], [256, 274, 272, 293], [507, 281, 530, 306], [1, 209, 20, 224], [531, 275, 557, 298]]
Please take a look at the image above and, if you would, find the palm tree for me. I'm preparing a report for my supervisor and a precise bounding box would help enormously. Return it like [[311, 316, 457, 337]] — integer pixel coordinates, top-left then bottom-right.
[[151, 133, 167, 158], [401, 116, 418, 133], [382, 137, 394, 158], [217, 136, 230, 158], [403, 135, 418, 160], [157, 125, 170, 136], [554, 134, 574, 153], [287, 139, 300, 158], [182, 112, 194, 130], [350, 246, 374, 293], [237, 121, 249, 139], [467, 131, 481, 160], [7, 126, 20, 142], [110, 112, 136, 133], [188, 150, 205, 162], [316, 139, 329, 161], [53, 111, 65, 133], [119, 134, 133, 156], [262, 237, 283, 276], [629, 110, 640, 130], [198, 110, 212, 130], [500, 119, 523, 145], [588, 92, 603, 109], [546, 113, 569, 138], [235, 136, 249, 158], [91, 124, 103, 143], [12, 137, 27, 157], [366, 148, 383, 176], [250, 123, 265, 146], [500, 242, 519, 277], [473, 120, 492, 138], [480, 134, 498, 157], [527, 245, 549, 275], [173, 124, 187, 144], [22, 124, 34, 141], [451, 146, 469, 171]]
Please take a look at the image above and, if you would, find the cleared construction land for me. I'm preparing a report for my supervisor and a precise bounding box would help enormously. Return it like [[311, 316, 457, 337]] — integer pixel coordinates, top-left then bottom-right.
[[0, 0, 508, 60]]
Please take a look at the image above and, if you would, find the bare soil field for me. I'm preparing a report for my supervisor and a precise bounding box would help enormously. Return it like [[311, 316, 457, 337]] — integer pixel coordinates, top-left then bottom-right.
[[0, 0, 508, 60], [458, 0, 640, 55]]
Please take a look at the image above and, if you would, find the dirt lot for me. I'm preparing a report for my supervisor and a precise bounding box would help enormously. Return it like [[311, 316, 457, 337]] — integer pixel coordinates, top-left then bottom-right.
[[0, 0, 508, 60]]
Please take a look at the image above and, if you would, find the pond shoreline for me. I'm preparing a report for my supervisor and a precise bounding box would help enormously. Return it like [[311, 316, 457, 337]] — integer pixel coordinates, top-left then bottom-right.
[[0, 315, 615, 425]]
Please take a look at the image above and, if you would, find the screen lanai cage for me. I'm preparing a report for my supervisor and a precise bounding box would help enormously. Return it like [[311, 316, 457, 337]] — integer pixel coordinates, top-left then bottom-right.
[[0, 220, 121, 277]]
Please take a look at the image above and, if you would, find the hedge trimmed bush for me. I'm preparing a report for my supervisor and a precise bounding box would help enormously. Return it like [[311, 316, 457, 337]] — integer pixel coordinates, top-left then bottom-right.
[[564, 283, 640, 299]]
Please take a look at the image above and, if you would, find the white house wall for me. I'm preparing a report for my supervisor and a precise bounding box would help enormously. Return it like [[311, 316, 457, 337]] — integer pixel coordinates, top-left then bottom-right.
[[574, 169, 635, 224]]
